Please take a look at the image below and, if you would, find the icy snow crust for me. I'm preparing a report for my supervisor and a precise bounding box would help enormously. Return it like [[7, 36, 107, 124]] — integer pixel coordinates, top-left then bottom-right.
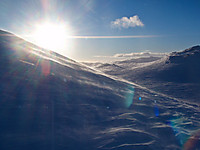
[[0, 30, 200, 150]]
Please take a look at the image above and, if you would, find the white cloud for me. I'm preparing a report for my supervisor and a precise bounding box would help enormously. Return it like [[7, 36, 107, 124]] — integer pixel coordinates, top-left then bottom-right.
[[111, 15, 144, 28], [90, 52, 167, 63], [113, 52, 167, 58]]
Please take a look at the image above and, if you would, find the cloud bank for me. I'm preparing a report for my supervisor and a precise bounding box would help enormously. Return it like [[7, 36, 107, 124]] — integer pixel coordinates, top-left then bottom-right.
[[90, 52, 168, 63], [111, 15, 144, 28], [113, 52, 167, 58]]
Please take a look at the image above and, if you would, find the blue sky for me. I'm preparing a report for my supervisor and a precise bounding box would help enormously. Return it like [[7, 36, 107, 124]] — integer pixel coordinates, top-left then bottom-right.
[[0, 0, 200, 61]]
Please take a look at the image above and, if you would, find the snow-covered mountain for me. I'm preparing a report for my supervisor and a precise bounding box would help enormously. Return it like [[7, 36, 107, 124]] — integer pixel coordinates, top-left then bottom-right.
[[164, 45, 200, 83], [89, 46, 200, 104], [83, 56, 162, 75], [0, 30, 200, 150]]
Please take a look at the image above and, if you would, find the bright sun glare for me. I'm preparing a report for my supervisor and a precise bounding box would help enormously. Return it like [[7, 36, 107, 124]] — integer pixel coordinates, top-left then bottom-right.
[[32, 22, 71, 52]]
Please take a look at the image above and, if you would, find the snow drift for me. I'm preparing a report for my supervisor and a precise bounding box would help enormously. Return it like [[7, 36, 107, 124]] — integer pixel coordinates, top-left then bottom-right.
[[0, 30, 200, 150]]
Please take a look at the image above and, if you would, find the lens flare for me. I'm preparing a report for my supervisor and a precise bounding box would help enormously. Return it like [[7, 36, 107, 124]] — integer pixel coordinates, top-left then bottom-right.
[[168, 117, 190, 146], [154, 100, 159, 117], [124, 86, 135, 108], [183, 129, 200, 150]]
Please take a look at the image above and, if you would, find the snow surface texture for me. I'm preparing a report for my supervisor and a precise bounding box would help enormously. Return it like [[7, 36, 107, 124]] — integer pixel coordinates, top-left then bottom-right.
[[0, 30, 200, 150], [89, 46, 200, 104]]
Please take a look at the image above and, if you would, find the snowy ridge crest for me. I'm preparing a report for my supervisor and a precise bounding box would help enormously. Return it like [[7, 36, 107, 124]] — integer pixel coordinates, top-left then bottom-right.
[[167, 45, 200, 64]]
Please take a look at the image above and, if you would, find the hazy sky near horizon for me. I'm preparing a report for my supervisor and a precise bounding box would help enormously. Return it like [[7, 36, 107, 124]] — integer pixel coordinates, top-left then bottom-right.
[[0, 0, 200, 61]]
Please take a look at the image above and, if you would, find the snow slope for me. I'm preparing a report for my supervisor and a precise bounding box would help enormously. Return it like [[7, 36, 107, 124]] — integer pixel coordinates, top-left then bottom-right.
[[89, 46, 200, 104], [83, 56, 162, 75], [0, 30, 200, 150]]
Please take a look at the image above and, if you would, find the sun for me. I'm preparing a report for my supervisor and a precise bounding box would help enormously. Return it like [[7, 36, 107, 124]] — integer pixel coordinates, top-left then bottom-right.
[[32, 22, 72, 53]]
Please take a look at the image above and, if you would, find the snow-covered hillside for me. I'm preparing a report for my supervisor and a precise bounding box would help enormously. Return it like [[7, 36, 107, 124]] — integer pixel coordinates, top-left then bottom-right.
[[83, 56, 162, 75], [88, 46, 200, 104], [0, 30, 200, 150]]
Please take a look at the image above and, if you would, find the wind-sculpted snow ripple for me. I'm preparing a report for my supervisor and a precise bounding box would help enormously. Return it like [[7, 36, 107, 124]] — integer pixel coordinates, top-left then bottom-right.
[[0, 30, 200, 150], [93, 87, 200, 150]]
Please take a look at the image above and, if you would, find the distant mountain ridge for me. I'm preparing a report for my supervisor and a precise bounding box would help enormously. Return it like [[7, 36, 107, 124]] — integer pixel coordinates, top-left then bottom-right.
[[161, 45, 200, 83], [167, 45, 200, 64], [88, 45, 200, 103]]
